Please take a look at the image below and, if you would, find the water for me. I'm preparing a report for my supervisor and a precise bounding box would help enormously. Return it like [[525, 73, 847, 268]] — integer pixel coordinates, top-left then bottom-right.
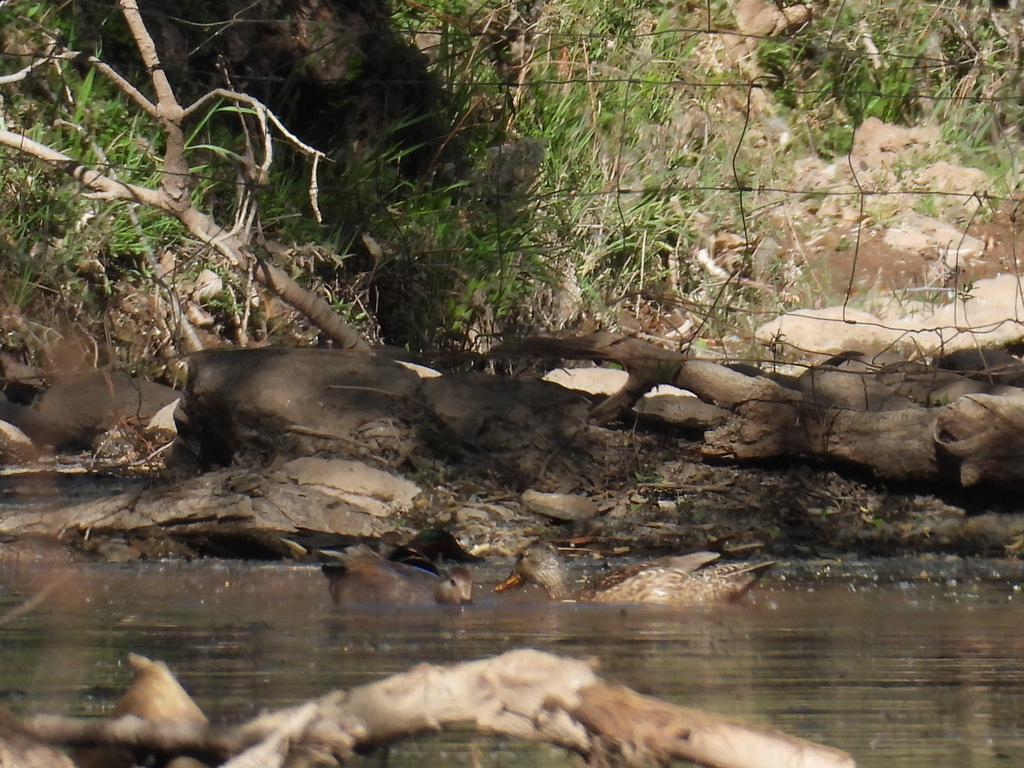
[[2, 560, 1023, 767]]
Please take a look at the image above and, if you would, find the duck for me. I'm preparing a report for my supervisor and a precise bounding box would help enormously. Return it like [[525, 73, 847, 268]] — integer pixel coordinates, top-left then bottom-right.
[[494, 541, 773, 607], [322, 545, 473, 605], [385, 529, 482, 574]]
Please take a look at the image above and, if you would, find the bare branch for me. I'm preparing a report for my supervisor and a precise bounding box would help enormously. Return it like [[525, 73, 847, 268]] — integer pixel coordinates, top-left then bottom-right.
[[0, 44, 58, 86], [1, 0, 368, 351], [56, 50, 159, 117], [0, 129, 163, 206], [119, 0, 182, 121], [15, 650, 855, 768], [183, 87, 327, 222]]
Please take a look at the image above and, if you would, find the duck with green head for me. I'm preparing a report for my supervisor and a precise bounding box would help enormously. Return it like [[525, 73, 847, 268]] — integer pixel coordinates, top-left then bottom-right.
[[323, 545, 473, 605], [385, 529, 482, 573], [495, 542, 772, 606]]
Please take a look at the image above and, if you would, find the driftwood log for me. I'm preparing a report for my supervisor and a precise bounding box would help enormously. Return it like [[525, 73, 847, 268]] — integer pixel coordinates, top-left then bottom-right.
[[493, 333, 1024, 488], [4, 650, 855, 768]]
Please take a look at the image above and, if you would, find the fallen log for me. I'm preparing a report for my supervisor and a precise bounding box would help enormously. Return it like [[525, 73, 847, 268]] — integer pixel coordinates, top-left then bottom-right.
[[935, 392, 1024, 487], [495, 334, 1024, 488], [9, 649, 856, 768]]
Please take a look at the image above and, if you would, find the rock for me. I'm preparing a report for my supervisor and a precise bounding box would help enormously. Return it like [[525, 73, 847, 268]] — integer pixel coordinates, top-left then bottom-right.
[[0, 533, 76, 564], [278, 457, 421, 518], [757, 274, 1024, 360], [909, 273, 1024, 350], [756, 306, 902, 359], [146, 398, 181, 441], [178, 347, 424, 469], [0, 370, 180, 450], [882, 212, 985, 270], [396, 360, 443, 378], [522, 489, 600, 522], [543, 366, 628, 395], [0, 418, 35, 462], [0, 467, 405, 541]]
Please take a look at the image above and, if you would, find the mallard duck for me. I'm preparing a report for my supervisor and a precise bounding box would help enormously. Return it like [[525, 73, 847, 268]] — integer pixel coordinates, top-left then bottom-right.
[[323, 545, 473, 605], [385, 529, 482, 574], [494, 542, 772, 606]]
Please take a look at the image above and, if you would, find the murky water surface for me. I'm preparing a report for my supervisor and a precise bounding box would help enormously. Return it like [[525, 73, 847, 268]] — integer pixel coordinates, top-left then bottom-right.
[[2, 560, 1023, 767]]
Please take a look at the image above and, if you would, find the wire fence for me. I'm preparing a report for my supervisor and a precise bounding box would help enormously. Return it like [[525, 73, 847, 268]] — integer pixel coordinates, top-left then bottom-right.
[[2, 0, 1024, 365]]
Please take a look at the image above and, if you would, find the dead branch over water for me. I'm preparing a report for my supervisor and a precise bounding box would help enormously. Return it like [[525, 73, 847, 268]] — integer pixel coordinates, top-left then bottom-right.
[[3, 649, 855, 768]]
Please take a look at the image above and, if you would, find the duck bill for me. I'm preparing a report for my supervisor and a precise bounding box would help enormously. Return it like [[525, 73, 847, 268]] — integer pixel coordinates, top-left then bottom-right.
[[494, 572, 524, 592]]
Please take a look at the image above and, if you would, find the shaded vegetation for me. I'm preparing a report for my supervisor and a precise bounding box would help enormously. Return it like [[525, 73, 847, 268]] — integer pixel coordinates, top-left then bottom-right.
[[1, 0, 1023, 377]]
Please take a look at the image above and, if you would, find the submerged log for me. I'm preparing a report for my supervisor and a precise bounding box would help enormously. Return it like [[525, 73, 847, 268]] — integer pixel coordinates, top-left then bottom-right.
[[11, 649, 855, 768]]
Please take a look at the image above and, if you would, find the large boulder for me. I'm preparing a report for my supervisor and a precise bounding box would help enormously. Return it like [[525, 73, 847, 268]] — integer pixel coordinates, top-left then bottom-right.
[[0, 370, 179, 451], [174, 348, 592, 486]]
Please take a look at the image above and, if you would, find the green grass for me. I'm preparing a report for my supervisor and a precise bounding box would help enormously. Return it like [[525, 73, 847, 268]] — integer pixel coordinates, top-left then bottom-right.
[[1, 0, 1023, 367]]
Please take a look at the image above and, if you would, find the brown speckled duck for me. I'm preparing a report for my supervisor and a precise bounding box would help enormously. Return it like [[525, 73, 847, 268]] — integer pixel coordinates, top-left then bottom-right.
[[494, 542, 772, 607], [323, 545, 473, 605]]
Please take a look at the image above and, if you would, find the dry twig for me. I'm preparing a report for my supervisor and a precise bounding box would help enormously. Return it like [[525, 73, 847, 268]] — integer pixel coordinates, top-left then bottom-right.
[[0, 0, 368, 352]]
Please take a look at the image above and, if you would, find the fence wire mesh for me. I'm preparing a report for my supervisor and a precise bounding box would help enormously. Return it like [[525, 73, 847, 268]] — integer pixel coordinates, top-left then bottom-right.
[[2, 0, 1024, 368]]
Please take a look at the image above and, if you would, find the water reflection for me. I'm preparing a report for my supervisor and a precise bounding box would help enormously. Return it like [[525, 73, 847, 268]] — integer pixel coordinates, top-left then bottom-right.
[[1, 561, 1023, 767]]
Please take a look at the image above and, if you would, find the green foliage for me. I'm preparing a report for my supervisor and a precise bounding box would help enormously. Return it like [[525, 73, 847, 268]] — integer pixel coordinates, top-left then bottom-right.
[[757, 3, 931, 158], [2, 0, 1023, 364]]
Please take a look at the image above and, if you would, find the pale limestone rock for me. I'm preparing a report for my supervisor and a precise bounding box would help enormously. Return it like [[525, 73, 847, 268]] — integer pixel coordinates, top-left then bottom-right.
[[522, 489, 600, 522], [146, 398, 181, 441], [902, 273, 1024, 351], [0, 418, 35, 462], [882, 212, 985, 270], [396, 360, 443, 378], [543, 366, 628, 395], [756, 306, 902, 359], [758, 274, 1024, 360], [279, 457, 421, 517]]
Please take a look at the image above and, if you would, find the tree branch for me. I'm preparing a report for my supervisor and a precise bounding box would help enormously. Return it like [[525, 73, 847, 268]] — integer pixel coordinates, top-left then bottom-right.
[[0, 1, 370, 352], [0, 129, 163, 205], [12, 650, 856, 768]]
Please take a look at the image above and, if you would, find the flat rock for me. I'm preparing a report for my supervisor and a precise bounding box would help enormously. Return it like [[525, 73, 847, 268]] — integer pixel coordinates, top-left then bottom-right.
[[0, 469, 402, 540], [278, 457, 421, 518], [0, 419, 35, 462], [522, 489, 600, 522], [883, 212, 985, 270], [756, 306, 902, 359], [543, 367, 628, 395], [757, 274, 1024, 359]]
